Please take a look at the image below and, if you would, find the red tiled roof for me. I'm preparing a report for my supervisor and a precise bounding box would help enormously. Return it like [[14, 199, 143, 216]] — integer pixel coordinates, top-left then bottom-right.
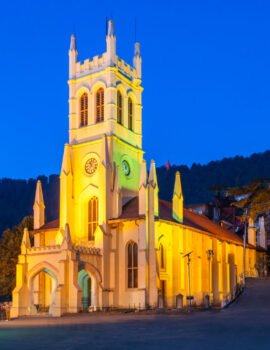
[[187, 211, 244, 244], [119, 197, 143, 219], [118, 197, 246, 246], [34, 219, 59, 232], [160, 199, 246, 245]]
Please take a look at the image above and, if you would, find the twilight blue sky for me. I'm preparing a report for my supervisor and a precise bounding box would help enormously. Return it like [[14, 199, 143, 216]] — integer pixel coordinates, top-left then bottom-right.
[[1, 0, 270, 178]]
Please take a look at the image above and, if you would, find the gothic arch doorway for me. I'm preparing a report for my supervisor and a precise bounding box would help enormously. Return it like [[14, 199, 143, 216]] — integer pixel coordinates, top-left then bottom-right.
[[30, 268, 57, 314], [78, 269, 97, 311]]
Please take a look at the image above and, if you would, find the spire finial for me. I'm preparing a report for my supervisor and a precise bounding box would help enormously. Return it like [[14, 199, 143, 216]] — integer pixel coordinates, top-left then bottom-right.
[[21, 227, 31, 254], [70, 34, 76, 51], [172, 171, 184, 223], [61, 223, 72, 249], [173, 171, 183, 199], [61, 144, 72, 176], [148, 159, 159, 218], [106, 19, 116, 63], [34, 180, 45, 206], [133, 41, 142, 80], [107, 19, 115, 37], [69, 34, 77, 78], [139, 159, 147, 188], [148, 160, 158, 188], [33, 180, 45, 230], [134, 42, 141, 57], [139, 160, 147, 216]]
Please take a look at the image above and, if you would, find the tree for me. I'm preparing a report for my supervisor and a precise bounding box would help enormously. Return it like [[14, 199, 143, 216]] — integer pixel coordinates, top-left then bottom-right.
[[228, 179, 270, 220], [0, 216, 33, 298]]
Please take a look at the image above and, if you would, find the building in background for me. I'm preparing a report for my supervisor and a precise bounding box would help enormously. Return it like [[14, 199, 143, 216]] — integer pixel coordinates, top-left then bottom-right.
[[188, 189, 269, 250]]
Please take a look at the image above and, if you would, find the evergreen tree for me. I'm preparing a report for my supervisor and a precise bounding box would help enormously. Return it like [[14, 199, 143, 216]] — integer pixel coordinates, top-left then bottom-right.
[[0, 216, 33, 297], [229, 180, 270, 220]]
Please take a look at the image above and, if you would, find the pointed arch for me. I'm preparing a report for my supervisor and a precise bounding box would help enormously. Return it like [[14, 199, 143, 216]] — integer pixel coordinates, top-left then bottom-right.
[[27, 262, 59, 314], [78, 263, 103, 309], [88, 196, 98, 241], [126, 241, 138, 288], [27, 262, 59, 284], [96, 88, 104, 123], [75, 86, 90, 128], [117, 90, 123, 125], [76, 180, 101, 241], [80, 93, 88, 126], [128, 97, 133, 131], [78, 269, 92, 310], [160, 243, 166, 270], [158, 236, 168, 271]]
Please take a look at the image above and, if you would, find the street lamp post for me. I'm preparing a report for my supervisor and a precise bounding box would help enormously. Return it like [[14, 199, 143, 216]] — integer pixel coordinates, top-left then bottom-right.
[[206, 249, 214, 305], [183, 251, 193, 310], [243, 208, 248, 287]]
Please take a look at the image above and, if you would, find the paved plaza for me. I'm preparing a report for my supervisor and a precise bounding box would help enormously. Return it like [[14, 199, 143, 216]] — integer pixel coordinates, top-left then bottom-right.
[[0, 278, 270, 350]]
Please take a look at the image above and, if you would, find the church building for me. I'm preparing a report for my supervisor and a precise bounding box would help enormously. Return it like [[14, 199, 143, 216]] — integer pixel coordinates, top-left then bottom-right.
[[11, 20, 264, 317]]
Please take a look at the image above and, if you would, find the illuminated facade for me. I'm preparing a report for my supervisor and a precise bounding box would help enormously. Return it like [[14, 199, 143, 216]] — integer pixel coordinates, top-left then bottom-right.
[[11, 20, 265, 317]]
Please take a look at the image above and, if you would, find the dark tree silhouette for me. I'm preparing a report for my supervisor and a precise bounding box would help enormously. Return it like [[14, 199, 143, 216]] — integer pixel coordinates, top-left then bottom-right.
[[0, 216, 33, 297]]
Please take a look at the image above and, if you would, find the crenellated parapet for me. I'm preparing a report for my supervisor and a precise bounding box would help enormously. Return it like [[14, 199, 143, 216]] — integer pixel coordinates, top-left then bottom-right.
[[25, 243, 101, 256], [27, 245, 62, 254], [74, 245, 101, 256], [74, 53, 107, 78], [73, 54, 138, 83], [116, 57, 137, 82]]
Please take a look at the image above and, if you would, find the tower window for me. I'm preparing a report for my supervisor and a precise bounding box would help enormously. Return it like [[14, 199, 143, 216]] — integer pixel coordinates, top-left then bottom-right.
[[160, 243, 165, 269], [128, 97, 133, 131], [96, 88, 104, 123], [117, 91, 123, 125], [80, 93, 88, 127], [88, 197, 98, 241], [127, 241, 138, 288]]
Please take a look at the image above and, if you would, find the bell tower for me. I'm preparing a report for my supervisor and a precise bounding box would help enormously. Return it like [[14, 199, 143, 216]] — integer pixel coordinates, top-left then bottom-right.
[[68, 19, 142, 148], [60, 20, 144, 244]]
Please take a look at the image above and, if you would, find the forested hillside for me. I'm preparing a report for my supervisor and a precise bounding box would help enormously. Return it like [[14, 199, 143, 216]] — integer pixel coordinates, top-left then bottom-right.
[[159, 150, 270, 203], [0, 175, 59, 236], [1, 150, 270, 235]]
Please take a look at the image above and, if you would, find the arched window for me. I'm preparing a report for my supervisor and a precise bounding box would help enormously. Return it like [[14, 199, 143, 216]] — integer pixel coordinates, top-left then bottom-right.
[[80, 93, 88, 127], [160, 243, 165, 269], [88, 197, 98, 241], [96, 88, 104, 123], [127, 241, 138, 288], [128, 97, 133, 130], [117, 91, 123, 124]]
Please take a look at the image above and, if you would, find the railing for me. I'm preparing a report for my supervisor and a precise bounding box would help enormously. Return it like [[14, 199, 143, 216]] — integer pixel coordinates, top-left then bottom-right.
[[245, 269, 259, 278], [239, 269, 259, 281], [81, 297, 90, 311], [0, 303, 11, 321]]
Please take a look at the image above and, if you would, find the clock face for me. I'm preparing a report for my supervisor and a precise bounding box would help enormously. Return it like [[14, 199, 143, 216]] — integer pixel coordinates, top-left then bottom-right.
[[85, 158, 98, 175], [122, 160, 131, 176]]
